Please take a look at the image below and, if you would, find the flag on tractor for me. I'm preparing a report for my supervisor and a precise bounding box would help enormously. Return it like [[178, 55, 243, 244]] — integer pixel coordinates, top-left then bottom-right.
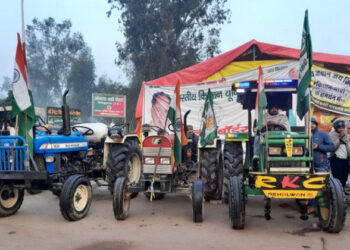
[[297, 10, 313, 120], [200, 88, 217, 147], [255, 65, 267, 129], [12, 33, 35, 155], [167, 81, 187, 165]]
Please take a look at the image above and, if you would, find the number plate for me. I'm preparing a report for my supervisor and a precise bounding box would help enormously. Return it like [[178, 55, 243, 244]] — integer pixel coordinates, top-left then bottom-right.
[[284, 138, 293, 157]]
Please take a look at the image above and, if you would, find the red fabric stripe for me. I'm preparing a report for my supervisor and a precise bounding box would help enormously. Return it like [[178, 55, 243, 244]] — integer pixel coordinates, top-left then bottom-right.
[[15, 33, 28, 85]]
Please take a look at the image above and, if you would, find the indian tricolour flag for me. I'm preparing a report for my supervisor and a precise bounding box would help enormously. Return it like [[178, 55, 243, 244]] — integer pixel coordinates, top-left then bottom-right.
[[297, 10, 313, 120], [12, 33, 35, 155], [255, 65, 267, 129], [167, 81, 187, 165]]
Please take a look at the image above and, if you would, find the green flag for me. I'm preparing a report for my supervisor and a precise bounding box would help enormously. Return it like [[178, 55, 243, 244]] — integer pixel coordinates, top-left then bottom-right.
[[12, 34, 35, 155], [200, 89, 217, 147], [297, 10, 313, 120]]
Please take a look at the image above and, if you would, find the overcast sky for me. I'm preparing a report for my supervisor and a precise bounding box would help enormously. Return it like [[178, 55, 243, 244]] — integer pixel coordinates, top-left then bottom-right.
[[1, 0, 349, 94]]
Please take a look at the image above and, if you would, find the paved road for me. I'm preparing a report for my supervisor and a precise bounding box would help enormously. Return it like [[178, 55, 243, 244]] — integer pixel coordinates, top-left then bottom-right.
[[0, 186, 349, 250]]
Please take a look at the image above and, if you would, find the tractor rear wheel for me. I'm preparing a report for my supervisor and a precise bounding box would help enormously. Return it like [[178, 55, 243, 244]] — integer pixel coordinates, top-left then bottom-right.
[[106, 140, 142, 197], [317, 177, 346, 233], [200, 148, 222, 201], [59, 175, 92, 221], [223, 141, 243, 203], [229, 176, 245, 229], [192, 179, 204, 222], [0, 182, 24, 217], [113, 177, 131, 220]]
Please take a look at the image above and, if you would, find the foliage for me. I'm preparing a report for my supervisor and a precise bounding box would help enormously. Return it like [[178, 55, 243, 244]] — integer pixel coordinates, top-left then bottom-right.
[[67, 49, 96, 121], [107, 0, 231, 126], [26, 17, 87, 107]]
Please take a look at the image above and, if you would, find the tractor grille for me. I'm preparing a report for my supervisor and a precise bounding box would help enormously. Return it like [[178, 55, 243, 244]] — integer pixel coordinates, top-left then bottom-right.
[[143, 165, 172, 174], [269, 162, 309, 172], [0, 136, 29, 171], [143, 147, 171, 156]]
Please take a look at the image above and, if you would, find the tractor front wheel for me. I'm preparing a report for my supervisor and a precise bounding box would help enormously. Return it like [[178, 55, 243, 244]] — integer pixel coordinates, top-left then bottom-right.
[[317, 177, 346, 233], [59, 175, 92, 221], [192, 179, 204, 222], [229, 176, 245, 229], [113, 177, 131, 220], [0, 183, 24, 217]]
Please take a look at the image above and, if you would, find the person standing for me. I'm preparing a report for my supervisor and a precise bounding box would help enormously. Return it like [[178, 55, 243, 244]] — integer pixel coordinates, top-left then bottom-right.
[[307, 118, 335, 214], [329, 118, 350, 191], [186, 125, 198, 162], [311, 117, 334, 172]]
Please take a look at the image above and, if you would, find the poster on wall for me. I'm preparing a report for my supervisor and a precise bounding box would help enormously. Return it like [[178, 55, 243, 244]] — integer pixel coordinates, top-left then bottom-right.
[[92, 93, 126, 118], [47, 107, 81, 126]]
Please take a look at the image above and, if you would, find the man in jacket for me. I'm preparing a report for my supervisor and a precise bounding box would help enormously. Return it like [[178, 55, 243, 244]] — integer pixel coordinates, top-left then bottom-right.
[[311, 117, 334, 172], [329, 118, 350, 190], [308, 118, 335, 214]]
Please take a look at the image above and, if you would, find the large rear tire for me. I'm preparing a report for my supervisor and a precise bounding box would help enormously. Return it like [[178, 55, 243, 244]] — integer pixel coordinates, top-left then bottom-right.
[[200, 148, 222, 201], [317, 177, 346, 233], [229, 176, 245, 229], [59, 175, 92, 221], [113, 177, 131, 220], [192, 180, 204, 222], [0, 183, 24, 217], [223, 141, 243, 203], [106, 140, 142, 195]]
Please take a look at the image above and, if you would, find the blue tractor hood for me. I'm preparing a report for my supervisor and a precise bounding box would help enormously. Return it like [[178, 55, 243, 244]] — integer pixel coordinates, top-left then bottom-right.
[[34, 131, 88, 154]]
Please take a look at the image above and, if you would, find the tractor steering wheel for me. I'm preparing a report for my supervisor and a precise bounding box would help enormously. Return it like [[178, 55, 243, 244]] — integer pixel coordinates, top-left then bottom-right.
[[260, 124, 287, 133], [72, 125, 94, 136], [34, 125, 51, 134]]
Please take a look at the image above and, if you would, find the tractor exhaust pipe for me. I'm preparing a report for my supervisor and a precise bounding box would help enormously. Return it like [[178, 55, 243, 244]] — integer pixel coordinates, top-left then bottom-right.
[[184, 110, 191, 135], [62, 90, 71, 136]]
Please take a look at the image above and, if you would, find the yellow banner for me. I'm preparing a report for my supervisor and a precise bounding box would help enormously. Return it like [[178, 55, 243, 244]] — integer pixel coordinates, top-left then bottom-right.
[[205, 60, 289, 81], [311, 65, 350, 115], [263, 190, 318, 199]]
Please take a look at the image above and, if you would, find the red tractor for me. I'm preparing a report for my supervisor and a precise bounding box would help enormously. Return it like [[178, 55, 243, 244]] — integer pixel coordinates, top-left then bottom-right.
[[112, 111, 209, 222]]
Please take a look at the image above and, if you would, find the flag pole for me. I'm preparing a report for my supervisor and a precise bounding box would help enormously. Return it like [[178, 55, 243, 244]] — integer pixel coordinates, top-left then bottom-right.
[[21, 0, 31, 170]]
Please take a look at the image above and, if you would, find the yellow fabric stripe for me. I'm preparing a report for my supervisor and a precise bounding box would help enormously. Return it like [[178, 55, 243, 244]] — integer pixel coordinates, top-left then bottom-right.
[[204, 60, 290, 81]]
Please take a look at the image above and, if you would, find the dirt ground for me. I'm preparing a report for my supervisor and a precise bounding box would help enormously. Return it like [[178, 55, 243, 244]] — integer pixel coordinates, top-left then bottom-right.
[[0, 185, 349, 250]]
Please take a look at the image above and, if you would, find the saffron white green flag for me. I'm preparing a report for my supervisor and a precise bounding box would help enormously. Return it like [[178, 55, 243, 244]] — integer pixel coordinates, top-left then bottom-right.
[[12, 33, 35, 155], [167, 81, 187, 165], [297, 10, 313, 120], [200, 88, 217, 147]]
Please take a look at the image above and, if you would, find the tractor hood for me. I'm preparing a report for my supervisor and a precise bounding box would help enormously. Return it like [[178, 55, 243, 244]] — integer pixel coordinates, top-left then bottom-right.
[[34, 132, 88, 154]]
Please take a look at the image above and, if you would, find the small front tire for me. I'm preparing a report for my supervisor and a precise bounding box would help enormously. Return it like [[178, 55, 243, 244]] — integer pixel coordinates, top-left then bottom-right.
[[113, 177, 131, 220], [317, 177, 346, 233], [229, 176, 245, 229], [192, 180, 204, 223], [59, 175, 92, 221]]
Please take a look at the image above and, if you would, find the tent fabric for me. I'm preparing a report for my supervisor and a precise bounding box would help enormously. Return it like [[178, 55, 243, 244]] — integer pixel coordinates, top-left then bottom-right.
[[135, 39, 350, 121]]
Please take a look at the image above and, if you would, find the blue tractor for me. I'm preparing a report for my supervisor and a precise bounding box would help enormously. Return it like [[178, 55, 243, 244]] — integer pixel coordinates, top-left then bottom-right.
[[0, 90, 142, 221]]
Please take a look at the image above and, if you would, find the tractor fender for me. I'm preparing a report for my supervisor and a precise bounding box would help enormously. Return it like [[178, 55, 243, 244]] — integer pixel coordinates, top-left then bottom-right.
[[103, 135, 140, 167]]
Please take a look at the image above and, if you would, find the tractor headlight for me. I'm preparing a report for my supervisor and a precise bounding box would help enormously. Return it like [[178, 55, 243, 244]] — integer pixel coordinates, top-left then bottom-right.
[[292, 146, 303, 156], [144, 157, 155, 164], [108, 126, 124, 139], [45, 155, 55, 163], [160, 157, 170, 165], [269, 147, 282, 155]]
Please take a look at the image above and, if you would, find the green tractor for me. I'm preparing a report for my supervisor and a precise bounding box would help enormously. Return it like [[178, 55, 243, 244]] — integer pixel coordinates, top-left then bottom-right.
[[226, 79, 346, 233]]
